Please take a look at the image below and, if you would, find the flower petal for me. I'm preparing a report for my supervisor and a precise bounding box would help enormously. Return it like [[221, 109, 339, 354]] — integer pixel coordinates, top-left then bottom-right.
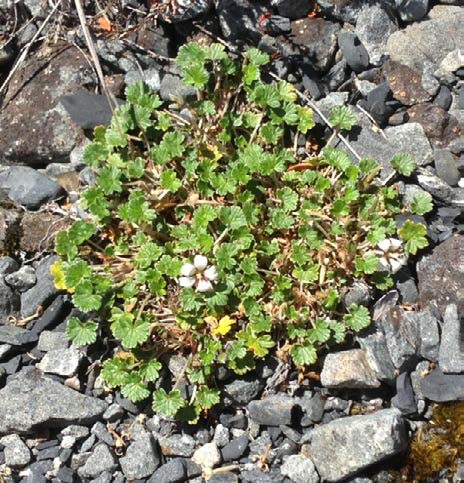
[[389, 258, 405, 274], [196, 279, 213, 292], [377, 238, 392, 252], [389, 238, 402, 250], [179, 276, 195, 288], [193, 255, 208, 271], [204, 265, 218, 281], [180, 263, 196, 277]]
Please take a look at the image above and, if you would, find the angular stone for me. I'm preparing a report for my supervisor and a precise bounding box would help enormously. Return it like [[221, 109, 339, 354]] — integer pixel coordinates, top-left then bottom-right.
[[395, 0, 429, 21], [4, 265, 36, 292], [417, 235, 464, 316], [0, 325, 37, 346], [147, 458, 187, 483], [414, 311, 440, 362], [439, 304, 464, 373], [434, 148, 460, 186], [356, 332, 396, 382], [0, 206, 22, 256], [159, 433, 196, 457], [37, 331, 69, 352], [78, 443, 117, 479], [271, 0, 314, 19], [216, 0, 264, 44], [310, 409, 408, 482], [391, 372, 417, 415], [417, 171, 453, 203], [419, 366, 464, 401], [220, 434, 249, 462], [383, 60, 431, 106], [0, 434, 32, 468], [0, 45, 95, 165], [223, 376, 264, 405], [192, 442, 221, 471], [337, 31, 369, 73], [120, 432, 160, 479], [37, 346, 82, 377], [0, 367, 107, 434], [355, 4, 398, 66], [281, 454, 319, 483], [384, 123, 433, 166], [247, 395, 297, 426], [320, 349, 380, 388]]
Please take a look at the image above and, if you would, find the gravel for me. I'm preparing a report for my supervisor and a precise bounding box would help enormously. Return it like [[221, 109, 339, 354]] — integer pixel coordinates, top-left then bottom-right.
[[247, 395, 297, 426]]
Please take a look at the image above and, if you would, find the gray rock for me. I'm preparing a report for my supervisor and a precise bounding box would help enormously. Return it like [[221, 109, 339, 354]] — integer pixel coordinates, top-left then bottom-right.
[[356, 331, 396, 382], [147, 458, 186, 483], [102, 403, 124, 422], [192, 442, 221, 471], [419, 366, 464, 401], [355, 4, 398, 66], [0, 166, 62, 210], [0, 344, 13, 361], [159, 73, 197, 104], [37, 331, 69, 352], [125, 67, 161, 92], [91, 421, 114, 446], [310, 409, 408, 482], [391, 372, 417, 415], [320, 349, 380, 388], [0, 434, 32, 468], [439, 304, 464, 373], [247, 395, 297, 426], [0, 278, 19, 323], [61, 425, 90, 440], [37, 346, 82, 376], [417, 171, 453, 203], [384, 124, 433, 167], [434, 49, 464, 83], [223, 376, 264, 405], [395, 0, 429, 21], [78, 444, 117, 479], [165, 0, 212, 21], [20, 255, 59, 318], [395, 269, 419, 305], [220, 434, 249, 462], [343, 281, 371, 308], [417, 235, 464, 316], [270, 0, 313, 19], [216, 0, 264, 44], [120, 431, 160, 479], [0, 325, 38, 346], [434, 85, 453, 110], [281, 454, 320, 483], [338, 31, 369, 73], [209, 472, 239, 483], [434, 149, 460, 187], [213, 424, 230, 448], [0, 257, 19, 275], [413, 311, 440, 362], [4, 266, 36, 292], [298, 392, 324, 424], [159, 433, 196, 457], [0, 367, 107, 434]]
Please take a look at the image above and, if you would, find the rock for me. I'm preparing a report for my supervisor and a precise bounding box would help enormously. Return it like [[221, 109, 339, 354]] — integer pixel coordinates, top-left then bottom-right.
[[310, 409, 408, 482], [271, 0, 314, 19], [223, 376, 264, 405], [20, 255, 60, 318], [0, 257, 19, 276], [281, 454, 319, 483], [124, 67, 161, 92], [387, 6, 464, 93], [4, 266, 36, 292], [209, 473, 239, 483], [247, 395, 297, 426], [120, 432, 160, 479], [419, 366, 464, 401], [30, 295, 71, 335], [376, 306, 420, 371], [0, 344, 12, 361], [0, 325, 37, 346], [434, 149, 460, 186], [320, 349, 380, 389], [343, 281, 371, 308], [159, 433, 196, 457], [147, 458, 187, 483], [36, 346, 82, 377], [220, 434, 249, 462], [0, 45, 95, 165], [395, 0, 429, 21], [0, 277, 20, 323], [192, 442, 221, 472], [259, 15, 291, 36], [439, 304, 464, 374], [216, 0, 264, 44], [0, 205, 21, 256], [416, 171, 453, 203], [337, 31, 369, 74], [164, 0, 212, 22], [391, 372, 417, 415], [213, 424, 230, 448], [384, 123, 433, 166], [0, 166, 62, 210], [414, 311, 440, 362], [0, 367, 107, 434], [417, 235, 464, 316], [434, 85, 453, 111], [37, 331, 69, 352], [284, 18, 340, 73], [0, 43, 15, 67], [102, 403, 124, 422], [360, 82, 393, 126], [298, 392, 325, 425], [91, 421, 113, 446], [19, 211, 71, 253], [159, 73, 197, 104], [383, 60, 431, 106], [0, 434, 31, 468], [395, 268, 419, 305], [78, 443, 118, 479], [434, 49, 464, 83], [355, 4, 398, 66], [60, 93, 124, 130]]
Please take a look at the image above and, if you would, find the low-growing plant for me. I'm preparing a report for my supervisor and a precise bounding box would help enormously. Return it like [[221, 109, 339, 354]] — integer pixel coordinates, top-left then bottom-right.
[[52, 43, 429, 420]]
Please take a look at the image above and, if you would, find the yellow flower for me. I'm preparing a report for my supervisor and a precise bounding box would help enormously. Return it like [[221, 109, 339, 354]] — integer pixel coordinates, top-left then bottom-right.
[[212, 316, 235, 336], [50, 261, 75, 293]]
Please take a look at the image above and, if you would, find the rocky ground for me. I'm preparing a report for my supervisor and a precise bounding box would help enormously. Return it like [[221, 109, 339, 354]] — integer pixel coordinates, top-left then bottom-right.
[[0, 0, 463, 482]]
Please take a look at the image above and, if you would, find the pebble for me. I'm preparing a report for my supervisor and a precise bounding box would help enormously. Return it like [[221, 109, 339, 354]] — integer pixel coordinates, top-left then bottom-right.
[[220, 434, 249, 462], [438, 304, 464, 373], [120, 432, 160, 480], [434, 85, 453, 110], [91, 422, 114, 447], [213, 424, 230, 448], [159, 433, 196, 457], [102, 403, 124, 422], [395, 0, 429, 22], [391, 372, 418, 415], [337, 31, 369, 73], [223, 376, 264, 405], [247, 395, 297, 426], [434, 148, 460, 186], [0, 434, 32, 468], [281, 454, 320, 483], [146, 458, 187, 483], [270, 0, 314, 19], [192, 442, 221, 472], [78, 444, 117, 479], [419, 366, 464, 402], [36, 347, 82, 377], [4, 266, 36, 293]]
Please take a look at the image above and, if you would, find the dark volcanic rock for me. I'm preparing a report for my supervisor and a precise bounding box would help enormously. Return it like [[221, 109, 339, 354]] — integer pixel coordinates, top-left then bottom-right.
[[0, 325, 37, 346], [216, 0, 264, 44], [419, 367, 464, 401], [147, 458, 187, 483], [0, 368, 107, 434], [392, 372, 417, 415], [434, 85, 452, 110], [417, 235, 464, 316], [383, 60, 431, 106], [271, 0, 314, 19], [0, 44, 95, 165], [0, 167, 62, 210], [395, 0, 429, 22]]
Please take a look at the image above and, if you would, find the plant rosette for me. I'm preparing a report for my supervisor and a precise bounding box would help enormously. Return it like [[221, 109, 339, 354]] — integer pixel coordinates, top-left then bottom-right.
[[52, 42, 430, 420]]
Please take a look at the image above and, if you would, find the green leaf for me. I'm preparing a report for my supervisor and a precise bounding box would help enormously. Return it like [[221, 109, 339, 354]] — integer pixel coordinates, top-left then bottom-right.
[[329, 106, 356, 131], [55, 232, 78, 259], [297, 106, 315, 133], [183, 64, 209, 89], [277, 187, 298, 212], [219, 206, 247, 230], [125, 81, 162, 110], [81, 187, 110, 220], [63, 259, 92, 287], [344, 304, 371, 332], [111, 314, 151, 349], [247, 48, 270, 66], [68, 221, 96, 245], [328, 320, 346, 344], [391, 153, 416, 176], [290, 342, 317, 366], [410, 192, 433, 215], [101, 357, 132, 387], [139, 359, 162, 382], [121, 373, 150, 402], [72, 282, 102, 313], [83, 142, 109, 168], [206, 43, 227, 61], [152, 389, 186, 418], [355, 253, 380, 275], [176, 43, 207, 69], [66, 317, 97, 346], [135, 242, 163, 269], [118, 190, 156, 224], [308, 319, 331, 343], [398, 220, 428, 255], [196, 387, 220, 410]]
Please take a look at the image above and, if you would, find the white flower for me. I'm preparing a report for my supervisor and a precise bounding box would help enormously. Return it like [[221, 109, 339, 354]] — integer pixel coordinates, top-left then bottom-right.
[[179, 255, 218, 293], [374, 238, 407, 274]]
